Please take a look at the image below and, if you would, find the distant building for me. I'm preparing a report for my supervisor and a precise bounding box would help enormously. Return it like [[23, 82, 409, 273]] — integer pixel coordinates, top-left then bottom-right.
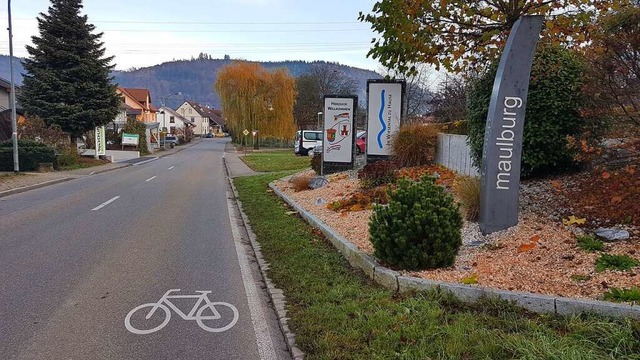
[[116, 87, 158, 123], [157, 106, 195, 134], [175, 100, 225, 136]]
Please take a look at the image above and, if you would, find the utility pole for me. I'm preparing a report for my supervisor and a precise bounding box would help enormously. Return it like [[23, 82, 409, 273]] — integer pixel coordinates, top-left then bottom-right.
[[8, 0, 19, 172]]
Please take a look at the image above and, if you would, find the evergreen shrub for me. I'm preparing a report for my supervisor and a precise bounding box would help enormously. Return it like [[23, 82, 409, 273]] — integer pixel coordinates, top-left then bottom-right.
[[391, 123, 440, 167], [357, 160, 398, 189], [467, 45, 596, 177], [369, 176, 463, 270], [0, 139, 55, 171]]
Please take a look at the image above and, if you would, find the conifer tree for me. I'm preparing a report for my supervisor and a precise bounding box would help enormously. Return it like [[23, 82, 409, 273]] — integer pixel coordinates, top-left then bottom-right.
[[19, 0, 120, 140]]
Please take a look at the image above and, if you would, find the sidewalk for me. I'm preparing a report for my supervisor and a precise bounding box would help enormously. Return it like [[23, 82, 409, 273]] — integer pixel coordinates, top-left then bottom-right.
[[223, 142, 259, 178], [0, 138, 202, 197]]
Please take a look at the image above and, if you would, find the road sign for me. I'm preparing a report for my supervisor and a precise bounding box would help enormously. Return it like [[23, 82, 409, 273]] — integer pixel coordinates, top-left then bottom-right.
[[242, 129, 249, 136]]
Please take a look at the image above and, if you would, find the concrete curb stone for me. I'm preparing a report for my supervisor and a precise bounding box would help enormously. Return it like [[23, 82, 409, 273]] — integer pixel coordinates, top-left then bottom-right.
[[224, 159, 304, 359], [270, 180, 640, 321], [0, 177, 74, 198]]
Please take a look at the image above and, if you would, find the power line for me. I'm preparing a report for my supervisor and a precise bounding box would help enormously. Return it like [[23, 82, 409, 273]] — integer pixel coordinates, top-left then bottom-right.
[[1, 17, 362, 25]]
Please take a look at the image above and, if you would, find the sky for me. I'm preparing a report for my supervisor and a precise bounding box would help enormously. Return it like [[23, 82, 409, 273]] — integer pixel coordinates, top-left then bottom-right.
[[0, 0, 384, 72]]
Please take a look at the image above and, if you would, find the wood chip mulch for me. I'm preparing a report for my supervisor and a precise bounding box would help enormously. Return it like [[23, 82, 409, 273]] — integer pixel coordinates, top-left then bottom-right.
[[274, 169, 640, 302]]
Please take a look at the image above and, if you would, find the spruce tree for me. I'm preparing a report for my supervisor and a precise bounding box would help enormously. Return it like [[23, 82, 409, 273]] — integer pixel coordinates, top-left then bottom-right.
[[19, 0, 120, 140]]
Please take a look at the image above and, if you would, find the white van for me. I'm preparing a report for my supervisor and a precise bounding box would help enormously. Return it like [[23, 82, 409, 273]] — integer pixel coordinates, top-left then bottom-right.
[[294, 130, 323, 156]]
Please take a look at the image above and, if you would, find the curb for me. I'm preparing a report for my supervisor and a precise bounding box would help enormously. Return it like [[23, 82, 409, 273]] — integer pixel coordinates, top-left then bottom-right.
[[0, 177, 74, 198], [223, 158, 304, 360], [0, 139, 204, 197], [269, 182, 640, 320]]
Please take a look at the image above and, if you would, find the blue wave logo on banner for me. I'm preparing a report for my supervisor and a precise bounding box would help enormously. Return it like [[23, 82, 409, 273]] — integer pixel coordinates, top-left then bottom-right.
[[377, 89, 386, 149]]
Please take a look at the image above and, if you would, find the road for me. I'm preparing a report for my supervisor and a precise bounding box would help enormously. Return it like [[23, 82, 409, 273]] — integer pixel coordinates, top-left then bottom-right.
[[0, 139, 290, 360]]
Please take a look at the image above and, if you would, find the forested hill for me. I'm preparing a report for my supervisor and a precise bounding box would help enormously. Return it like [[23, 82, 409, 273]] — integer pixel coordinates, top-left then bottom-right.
[[1, 55, 381, 109], [112, 59, 382, 109]]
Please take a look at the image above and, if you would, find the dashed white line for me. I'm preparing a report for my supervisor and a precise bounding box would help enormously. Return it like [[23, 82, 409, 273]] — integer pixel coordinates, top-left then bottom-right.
[[168, 166, 175, 170], [145, 176, 157, 182], [91, 196, 120, 211], [89, 171, 96, 175]]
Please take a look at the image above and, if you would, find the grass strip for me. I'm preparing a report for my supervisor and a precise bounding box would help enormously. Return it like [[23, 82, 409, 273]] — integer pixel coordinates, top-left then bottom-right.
[[234, 173, 640, 360], [240, 151, 311, 172]]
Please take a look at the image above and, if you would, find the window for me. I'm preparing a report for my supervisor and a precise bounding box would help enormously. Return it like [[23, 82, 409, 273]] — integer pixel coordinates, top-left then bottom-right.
[[169, 116, 175, 124], [304, 131, 323, 141], [189, 108, 192, 114], [191, 117, 195, 122], [181, 108, 185, 115]]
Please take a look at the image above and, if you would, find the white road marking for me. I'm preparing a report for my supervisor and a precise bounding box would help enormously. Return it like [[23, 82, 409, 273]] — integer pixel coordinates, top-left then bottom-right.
[[168, 166, 175, 170], [91, 196, 120, 211], [145, 176, 156, 182], [226, 189, 278, 360], [89, 171, 95, 175], [132, 157, 159, 166]]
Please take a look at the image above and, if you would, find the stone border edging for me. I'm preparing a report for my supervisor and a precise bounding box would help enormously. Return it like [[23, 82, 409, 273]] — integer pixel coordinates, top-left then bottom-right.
[[223, 159, 304, 360], [269, 182, 640, 320], [0, 177, 74, 198]]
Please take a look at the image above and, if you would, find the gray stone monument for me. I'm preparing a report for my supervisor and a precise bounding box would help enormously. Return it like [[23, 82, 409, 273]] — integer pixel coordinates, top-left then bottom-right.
[[479, 15, 544, 234]]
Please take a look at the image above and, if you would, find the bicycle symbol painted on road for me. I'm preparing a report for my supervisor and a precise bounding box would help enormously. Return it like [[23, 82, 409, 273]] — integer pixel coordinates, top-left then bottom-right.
[[125, 289, 239, 334]]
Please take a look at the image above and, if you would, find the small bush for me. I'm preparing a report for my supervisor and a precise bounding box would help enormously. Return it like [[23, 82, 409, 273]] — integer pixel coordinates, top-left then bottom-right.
[[290, 175, 312, 192], [357, 160, 398, 188], [576, 235, 605, 252], [310, 153, 321, 174], [369, 176, 463, 270], [454, 176, 481, 221], [391, 123, 440, 167], [595, 254, 640, 273], [604, 287, 640, 304], [0, 139, 56, 171], [327, 187, 389, 212], [55, 144, 80, 168]]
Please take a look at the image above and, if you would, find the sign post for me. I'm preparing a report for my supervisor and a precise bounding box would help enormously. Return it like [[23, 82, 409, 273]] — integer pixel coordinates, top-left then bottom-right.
[[479, 15, 544, 234], [94, 126, 106, 159], [366, 80, 405, 164], [122, 133, 140, 150], [322, 95, 357, 175]]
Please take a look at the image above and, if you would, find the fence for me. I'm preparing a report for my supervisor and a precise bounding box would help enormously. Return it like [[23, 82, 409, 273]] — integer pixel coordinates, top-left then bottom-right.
[[436, 133, 479, 177]]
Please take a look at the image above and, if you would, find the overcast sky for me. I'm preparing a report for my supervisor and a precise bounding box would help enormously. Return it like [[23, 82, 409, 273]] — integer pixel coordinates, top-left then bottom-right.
[[1, 0, 383, 71]]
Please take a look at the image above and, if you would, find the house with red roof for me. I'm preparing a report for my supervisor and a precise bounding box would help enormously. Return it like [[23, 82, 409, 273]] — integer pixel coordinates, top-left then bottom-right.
[[175, 100, 224, 136]]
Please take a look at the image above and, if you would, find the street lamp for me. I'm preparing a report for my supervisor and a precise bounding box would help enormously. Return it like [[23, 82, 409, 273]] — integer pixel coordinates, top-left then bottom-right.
[[8, 0, 19, 172], [317, 112, 323, 130]]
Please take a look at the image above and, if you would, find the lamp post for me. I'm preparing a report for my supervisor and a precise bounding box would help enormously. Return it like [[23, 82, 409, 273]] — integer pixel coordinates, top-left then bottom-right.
[[317, 111, 323, 131], [8, 0, 19, 172]]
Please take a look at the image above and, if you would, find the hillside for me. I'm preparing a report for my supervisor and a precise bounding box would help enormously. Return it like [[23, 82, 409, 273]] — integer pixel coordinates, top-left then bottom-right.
[[1, 55, 381, 109]]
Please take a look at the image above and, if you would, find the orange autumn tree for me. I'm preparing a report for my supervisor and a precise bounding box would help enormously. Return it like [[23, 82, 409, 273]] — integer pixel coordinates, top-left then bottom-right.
[[215, 61, 296, 144]]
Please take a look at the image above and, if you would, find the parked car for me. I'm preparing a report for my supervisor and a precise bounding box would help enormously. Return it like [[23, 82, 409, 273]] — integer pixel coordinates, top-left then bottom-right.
[[204, 133, 214, 138], [356, 131, 366, 155], [294, 130, 323, 156], [161, 135, 179, 148]]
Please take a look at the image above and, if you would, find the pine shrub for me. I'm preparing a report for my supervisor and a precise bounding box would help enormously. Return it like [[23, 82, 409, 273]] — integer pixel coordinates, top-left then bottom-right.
[[369, 176, 463, 270], [357, 160, 398, 189], [391, 123, 440, 167]]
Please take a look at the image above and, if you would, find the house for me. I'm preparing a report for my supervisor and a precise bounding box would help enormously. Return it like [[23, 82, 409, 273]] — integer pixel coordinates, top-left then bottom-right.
[[115, 87, 160, 151], [116, 87, 158, 123], [0, 77, 25, 141], [175, 100, 225, 136], [157, 106, 195, 134]]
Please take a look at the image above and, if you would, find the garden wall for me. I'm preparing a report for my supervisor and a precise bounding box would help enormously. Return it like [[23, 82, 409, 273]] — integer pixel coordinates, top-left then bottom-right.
[[436, 133, 479, 176]]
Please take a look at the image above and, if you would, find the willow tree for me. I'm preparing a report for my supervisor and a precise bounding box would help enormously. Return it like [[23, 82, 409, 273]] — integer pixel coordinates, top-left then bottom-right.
[[215, 61, 296, 144]]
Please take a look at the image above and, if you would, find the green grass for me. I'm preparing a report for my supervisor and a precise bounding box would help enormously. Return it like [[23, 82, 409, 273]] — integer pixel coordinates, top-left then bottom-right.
[[576, 235, 605, 252], [234, 173, 640, 359], [595, 254, 640, 273], [240, 151, 310, 172], [604, 287, 640, 304]]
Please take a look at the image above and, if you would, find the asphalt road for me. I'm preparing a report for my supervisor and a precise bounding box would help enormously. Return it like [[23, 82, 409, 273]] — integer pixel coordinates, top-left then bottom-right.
[[0, 139, 290, 360]]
